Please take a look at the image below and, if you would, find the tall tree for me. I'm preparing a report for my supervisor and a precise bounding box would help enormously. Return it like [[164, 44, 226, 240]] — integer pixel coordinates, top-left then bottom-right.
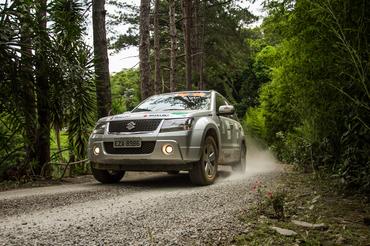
[[35, 0, 51, 175], [139, 0, 151, 99], [198, 0, 206, 90], [182, 0, 192, 90], [92, 0, 112, 118], [192, 0, 200, 88], [18, 0, 37, 165], [169, 0, 177, 92], [0, 0, 97, 179], [153, 0, 160, 94]]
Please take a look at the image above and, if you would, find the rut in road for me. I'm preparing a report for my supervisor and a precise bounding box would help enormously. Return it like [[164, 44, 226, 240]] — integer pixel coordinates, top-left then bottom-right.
[[0, 144, 280, 245]]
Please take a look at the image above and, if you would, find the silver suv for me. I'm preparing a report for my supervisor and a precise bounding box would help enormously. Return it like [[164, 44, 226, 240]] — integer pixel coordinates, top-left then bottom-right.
[[88, 91, 246, 185]]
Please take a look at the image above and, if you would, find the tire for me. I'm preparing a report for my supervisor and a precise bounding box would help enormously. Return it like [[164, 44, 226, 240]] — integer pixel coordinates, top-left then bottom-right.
[[167, 171, 180, 175], [91, 166, 125, 184], [190, 135, 218, 185], [232, 143, 246, 173]]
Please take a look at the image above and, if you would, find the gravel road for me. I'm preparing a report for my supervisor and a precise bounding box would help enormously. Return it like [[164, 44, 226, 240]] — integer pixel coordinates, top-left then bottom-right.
[[0, 148, 280, 245]]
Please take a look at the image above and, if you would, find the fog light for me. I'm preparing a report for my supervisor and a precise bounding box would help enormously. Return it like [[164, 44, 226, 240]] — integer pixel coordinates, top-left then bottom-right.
[[93, 146, 100, 155], [162, 144, 174, 155]]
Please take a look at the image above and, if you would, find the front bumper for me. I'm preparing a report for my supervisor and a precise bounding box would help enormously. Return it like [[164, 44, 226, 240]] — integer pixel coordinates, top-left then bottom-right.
[[88, 130, 203, 171]]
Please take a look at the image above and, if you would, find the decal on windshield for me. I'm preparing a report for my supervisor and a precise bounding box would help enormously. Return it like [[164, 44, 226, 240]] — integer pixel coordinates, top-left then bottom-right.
[[175, 92, 206, 97], [175, 93, 189, 97], [192, 92, 206, 97], [148, 113, 170, 117], [113, 115, 130, 119], [171, 112, 187, 116]]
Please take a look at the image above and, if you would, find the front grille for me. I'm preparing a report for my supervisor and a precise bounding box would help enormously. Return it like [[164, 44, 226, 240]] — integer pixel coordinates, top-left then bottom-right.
[[109, 119, 162, 133], [103, 141, 156, 154]]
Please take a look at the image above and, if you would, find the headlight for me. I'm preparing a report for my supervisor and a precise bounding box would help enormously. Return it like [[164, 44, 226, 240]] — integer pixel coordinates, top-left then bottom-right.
[[93, 122, 107, 134], [160, 118, 193, 132]]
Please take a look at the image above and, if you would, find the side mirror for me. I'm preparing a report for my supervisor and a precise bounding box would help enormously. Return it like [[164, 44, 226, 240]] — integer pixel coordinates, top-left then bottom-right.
[[218, 105, 235, 116]]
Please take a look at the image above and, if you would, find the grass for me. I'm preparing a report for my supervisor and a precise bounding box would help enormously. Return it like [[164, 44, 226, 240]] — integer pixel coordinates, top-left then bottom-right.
[[50, 129, 70, 162], [234, 166, 370, 245]]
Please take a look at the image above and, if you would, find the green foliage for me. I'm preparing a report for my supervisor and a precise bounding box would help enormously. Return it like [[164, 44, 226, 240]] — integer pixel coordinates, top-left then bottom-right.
[[0, 1, 30, 178], [50, 0, 96, 160], [50, 130, 69, 158], [66, 48, 96, 160], [110, 69, 140, 114], [0, 0, 95, 179], [0, 114, 25, 179], [246, 0, 370, 192], [245, 107, 266, 140], [202, 5, 261, 116], [253, 46, 275, 81]]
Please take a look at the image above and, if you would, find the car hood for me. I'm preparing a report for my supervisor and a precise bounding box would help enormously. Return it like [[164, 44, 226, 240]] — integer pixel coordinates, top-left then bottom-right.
[[106, 110, 212, 121]]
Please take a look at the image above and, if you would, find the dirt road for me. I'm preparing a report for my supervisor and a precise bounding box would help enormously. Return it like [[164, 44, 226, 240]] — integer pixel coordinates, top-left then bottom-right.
[[0, 148, 279, 245]]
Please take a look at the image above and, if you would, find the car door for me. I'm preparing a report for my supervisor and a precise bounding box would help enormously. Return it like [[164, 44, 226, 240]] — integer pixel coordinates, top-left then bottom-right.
[[224, 100, 242, 163], [215, 93, 234, 163]]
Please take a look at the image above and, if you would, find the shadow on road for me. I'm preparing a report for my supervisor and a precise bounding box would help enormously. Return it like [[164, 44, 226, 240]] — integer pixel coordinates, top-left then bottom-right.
[[89, 169, 233, 189], [121, 172, 192, 188]]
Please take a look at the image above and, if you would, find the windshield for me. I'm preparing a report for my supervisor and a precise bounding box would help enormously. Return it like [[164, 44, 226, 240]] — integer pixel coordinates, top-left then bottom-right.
[[132, 92, 211, 112]]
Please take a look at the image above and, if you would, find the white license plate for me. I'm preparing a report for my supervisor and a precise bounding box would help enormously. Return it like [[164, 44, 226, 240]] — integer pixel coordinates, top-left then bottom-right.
[[113, 138, 142, 148]]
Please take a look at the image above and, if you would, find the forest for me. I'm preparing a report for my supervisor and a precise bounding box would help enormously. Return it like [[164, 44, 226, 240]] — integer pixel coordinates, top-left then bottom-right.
[[0, 0, 369, 192]]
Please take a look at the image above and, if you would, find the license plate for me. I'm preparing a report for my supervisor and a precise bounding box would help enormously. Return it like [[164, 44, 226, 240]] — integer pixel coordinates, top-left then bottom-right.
[[113, 138, 141, 148]]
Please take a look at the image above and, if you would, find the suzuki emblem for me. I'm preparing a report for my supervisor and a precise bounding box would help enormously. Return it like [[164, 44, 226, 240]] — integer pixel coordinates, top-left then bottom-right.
[[126, 121, 136, 130]]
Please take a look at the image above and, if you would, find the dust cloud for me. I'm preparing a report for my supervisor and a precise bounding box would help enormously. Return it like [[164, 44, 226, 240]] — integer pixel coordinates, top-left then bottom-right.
[[245, 137, 280, 174], [218, 137, 280, 182]]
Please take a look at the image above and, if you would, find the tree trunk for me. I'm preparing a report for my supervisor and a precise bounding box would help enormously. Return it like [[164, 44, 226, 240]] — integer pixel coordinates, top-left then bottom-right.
[[192, 0, 200, 88], [153, 0, 160, 94], [182, 0, 192, 90], [19, 1, 37, 166], [169, 0, 177, 92], [199, 0, 206, 89], [35, 0, 51, 176], [139, 0, 152, 99], [92, 0, 112, 118]]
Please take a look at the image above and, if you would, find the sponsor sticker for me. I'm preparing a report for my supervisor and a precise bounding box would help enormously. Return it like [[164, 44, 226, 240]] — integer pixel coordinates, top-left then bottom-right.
[[148, 113, 170, 117], [171, 112, 188, 116], [175, 92, 206, 97]]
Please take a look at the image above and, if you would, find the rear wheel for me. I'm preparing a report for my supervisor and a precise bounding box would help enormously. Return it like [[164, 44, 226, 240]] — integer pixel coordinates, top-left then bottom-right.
[[190, 135, 218, 185], [232, 144, 246, 173], [91, 165, 125, 184]]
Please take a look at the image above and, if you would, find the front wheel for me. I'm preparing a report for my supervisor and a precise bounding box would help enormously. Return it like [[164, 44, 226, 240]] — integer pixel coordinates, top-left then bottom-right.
[[91, 165, 125, 184], [232, 144, 246, 173], [190, 135, 218, 185]]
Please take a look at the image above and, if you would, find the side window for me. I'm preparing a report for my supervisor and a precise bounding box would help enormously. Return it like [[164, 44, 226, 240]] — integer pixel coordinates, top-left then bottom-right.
[[215, 94, 227, 113]]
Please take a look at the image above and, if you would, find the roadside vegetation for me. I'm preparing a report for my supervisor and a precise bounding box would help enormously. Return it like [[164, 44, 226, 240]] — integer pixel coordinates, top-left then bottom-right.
[[244, 0, 370, 193], [234, 167, 370, 245], [1, 0, 95, 180]]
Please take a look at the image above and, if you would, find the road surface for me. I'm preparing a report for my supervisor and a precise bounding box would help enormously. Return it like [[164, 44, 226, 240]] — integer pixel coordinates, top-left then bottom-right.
[[0, 148, 279, 245]]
